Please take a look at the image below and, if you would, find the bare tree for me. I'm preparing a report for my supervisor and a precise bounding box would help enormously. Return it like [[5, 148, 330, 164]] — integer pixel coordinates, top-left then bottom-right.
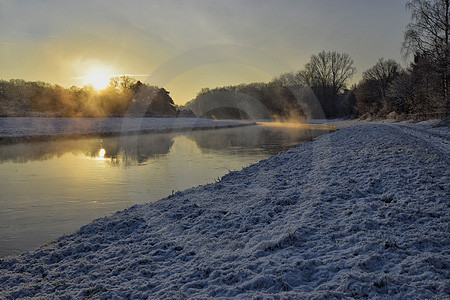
[[109, 76, 137, 92], [403, 0, 449, 113], [300, 51, 357, 95], [277, 72, 299, 87], [363, 58, 402, 98], [297, 51, 356, 117]]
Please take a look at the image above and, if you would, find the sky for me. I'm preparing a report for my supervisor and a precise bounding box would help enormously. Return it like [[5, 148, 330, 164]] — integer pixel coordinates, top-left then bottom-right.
[[0, 0, 410, 105]]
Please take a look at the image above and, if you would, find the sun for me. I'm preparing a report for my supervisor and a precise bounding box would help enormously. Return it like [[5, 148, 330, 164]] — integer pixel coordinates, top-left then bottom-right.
[[81, 64, 114, 90], [84, 66, 114, 90]]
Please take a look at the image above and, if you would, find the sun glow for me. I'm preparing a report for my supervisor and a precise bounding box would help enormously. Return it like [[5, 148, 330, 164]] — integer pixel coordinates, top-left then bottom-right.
[[84, 67, 114, 90], [76, 61, 116, 90], [93, 148, 113, 162], [98, 148, 106, 158]]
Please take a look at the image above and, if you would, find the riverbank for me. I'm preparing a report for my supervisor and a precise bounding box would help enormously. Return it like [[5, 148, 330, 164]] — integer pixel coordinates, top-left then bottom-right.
[[0, 121, 448, 298], [0, 117, 255, 144]]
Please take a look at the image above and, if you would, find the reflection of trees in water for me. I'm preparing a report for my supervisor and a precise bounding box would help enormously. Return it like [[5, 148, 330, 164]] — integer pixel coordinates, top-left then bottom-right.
[[187, 125, 316, 155], [0, 134, 174, 165], [0, 125, 331, 164], [0, 140, 94, 164], [109, 135, 174, 165]]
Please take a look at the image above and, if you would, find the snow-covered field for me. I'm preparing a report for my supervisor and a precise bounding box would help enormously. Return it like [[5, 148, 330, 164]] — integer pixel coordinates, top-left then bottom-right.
[[0, 117, 251, 141], [0, 121, 448, 298]]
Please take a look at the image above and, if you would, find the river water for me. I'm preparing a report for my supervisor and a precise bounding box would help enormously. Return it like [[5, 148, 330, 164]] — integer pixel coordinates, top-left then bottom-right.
[[0, 123, 331, 257]]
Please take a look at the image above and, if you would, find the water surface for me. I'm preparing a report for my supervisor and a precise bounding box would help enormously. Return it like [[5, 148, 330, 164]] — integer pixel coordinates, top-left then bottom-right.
[[0, 123, 330, 257]]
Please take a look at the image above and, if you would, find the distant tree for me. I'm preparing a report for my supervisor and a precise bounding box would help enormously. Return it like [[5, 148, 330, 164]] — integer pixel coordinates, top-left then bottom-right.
[[276, 72, 325, 118], [109, 76, 137, 92], [356, 54, 443, 118], [125, 81, 176, 116], [403, 0, 449, 114], [299, 51, 357, 117], [386, 72, 416, 113], [177, 109, 196, 118], [196, 87, 211, 97], [362, 58, 402, 98], [186, 80, 303, 120], [353, 58, 402, 117], [389, 53, 443, 114], [300, 51, 357, 95], [0, 77, 177, 117], [354, 79, 383, 116], [144, 88, 177, 116], [278, 72, 301, 87]]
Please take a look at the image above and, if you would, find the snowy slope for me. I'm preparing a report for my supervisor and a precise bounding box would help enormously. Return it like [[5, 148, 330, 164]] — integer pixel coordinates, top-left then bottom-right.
[[0, 123, 448, 298], [331, 119, 449, 159], [0, 117, 250, 141]]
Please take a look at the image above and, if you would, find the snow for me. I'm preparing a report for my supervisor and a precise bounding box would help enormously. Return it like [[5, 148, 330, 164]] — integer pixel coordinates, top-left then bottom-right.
[[330, 119, 449, 159], [0, 121, 448, 298], [0, 117, 252, 141]]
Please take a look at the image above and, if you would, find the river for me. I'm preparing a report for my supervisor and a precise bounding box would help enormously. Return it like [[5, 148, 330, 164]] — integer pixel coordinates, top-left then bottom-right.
[[0, 122, 331, 257]]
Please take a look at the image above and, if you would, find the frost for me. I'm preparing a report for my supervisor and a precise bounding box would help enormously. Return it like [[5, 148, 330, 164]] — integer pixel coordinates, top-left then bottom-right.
[[0, 121, 448, 298]]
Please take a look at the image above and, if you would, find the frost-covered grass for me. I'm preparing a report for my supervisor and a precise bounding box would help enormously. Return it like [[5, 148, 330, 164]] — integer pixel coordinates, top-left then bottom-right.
[[0, 122, 448, 298], [0, 117, 251, 141]]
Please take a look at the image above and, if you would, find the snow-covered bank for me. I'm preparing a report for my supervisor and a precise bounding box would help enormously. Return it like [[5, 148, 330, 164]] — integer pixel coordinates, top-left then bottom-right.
[[331, 119, 450, 159], [0, 117, 253, 143], [0, 122, 448, 298]]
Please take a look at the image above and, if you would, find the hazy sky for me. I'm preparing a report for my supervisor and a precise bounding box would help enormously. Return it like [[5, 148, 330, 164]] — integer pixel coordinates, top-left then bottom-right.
[[0, 0, 410, 104]]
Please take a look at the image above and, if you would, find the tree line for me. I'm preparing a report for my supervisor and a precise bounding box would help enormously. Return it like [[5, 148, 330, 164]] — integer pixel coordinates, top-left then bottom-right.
[[185, 50, 357, 119], [0, 77, 183, 117], [353, 0, 448, 119], [184, 81, 305, 120]]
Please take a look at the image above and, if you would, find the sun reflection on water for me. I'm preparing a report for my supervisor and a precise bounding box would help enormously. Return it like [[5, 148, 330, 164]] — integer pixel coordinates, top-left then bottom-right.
[[96, 148, 106, 160]]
